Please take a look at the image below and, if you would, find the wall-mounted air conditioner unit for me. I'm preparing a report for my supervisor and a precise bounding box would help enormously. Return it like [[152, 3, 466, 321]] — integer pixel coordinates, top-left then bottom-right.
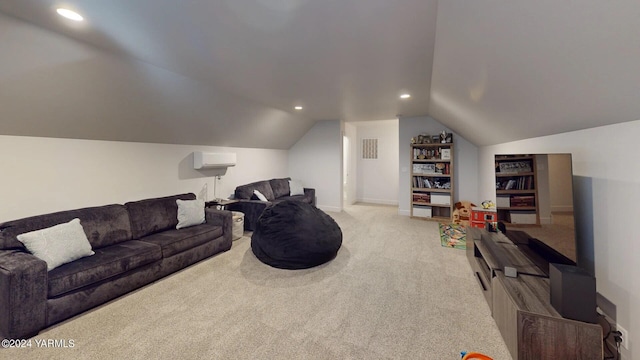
[[193, 151, 237, 169]]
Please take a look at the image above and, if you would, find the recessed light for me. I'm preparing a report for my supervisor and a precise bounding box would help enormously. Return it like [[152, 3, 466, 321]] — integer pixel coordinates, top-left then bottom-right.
[[400, 93, 411, 99], [294, 106, 303, 110], [57, 8, 84, 22]]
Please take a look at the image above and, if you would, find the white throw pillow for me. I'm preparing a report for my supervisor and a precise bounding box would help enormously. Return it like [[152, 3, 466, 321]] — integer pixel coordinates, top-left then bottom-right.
[[253, 189, 268, 202], [17, 218, 95, 271], [289, 180, 305, 196], [176, 199, 206, 229]]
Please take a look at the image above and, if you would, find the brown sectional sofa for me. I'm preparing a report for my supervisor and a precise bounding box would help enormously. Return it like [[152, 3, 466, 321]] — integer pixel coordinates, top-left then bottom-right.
[[0, 193, 232, 340], [227, 178, 315, 231]]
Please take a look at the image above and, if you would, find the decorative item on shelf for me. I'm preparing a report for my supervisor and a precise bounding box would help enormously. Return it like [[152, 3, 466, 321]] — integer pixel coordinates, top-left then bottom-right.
[[414, 133, 433, 144], [413, 163, 436, 174], [441, 148, 451, 160], [498, 161, 532, 174], [432, 180, 451, 189], [439, 130, 453, 143], [481, 200, 495, 209]]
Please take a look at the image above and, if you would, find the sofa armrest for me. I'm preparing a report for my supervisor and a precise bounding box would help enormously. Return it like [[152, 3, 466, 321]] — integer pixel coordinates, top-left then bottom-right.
[[205, 208, 233, 245], [0, 250, 47, 339], [304, 188, 316, 206], [226, 200, 270, 231]]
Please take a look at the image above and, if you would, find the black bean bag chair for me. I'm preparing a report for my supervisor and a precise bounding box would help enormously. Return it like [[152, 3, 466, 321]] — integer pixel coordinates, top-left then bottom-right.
[[251, 200, 342, 269]]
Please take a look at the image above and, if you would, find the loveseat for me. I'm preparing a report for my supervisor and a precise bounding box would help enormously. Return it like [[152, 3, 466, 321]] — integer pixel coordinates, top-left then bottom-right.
[[227, 178, 315, 231], [0, 193, 232, 340]]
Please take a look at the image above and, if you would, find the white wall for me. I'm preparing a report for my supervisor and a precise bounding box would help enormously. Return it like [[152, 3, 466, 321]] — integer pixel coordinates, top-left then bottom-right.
[[288, 120, 342, 212], [398, 116, 479, 215], [354, 120, 399, 205], [0, 135, 288, 222], [344, 122, 357, 206], [478, 120, 640, 360]]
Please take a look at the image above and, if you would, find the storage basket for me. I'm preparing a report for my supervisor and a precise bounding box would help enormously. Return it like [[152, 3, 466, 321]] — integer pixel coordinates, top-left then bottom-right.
[[232, 211, 244, 240]]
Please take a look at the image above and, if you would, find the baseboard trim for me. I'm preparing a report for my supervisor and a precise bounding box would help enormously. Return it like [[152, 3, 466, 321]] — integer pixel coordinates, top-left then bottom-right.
[[355, 198, 398, 206], [318, 205, 342, 213]]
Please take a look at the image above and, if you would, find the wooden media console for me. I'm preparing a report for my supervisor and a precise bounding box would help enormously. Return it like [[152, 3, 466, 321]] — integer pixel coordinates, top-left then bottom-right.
[[466, 227, 602, 360]]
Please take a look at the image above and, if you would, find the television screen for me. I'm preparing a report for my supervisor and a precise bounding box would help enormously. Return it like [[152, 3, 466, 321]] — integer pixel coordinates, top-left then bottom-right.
[[494, 154, 577, 273]]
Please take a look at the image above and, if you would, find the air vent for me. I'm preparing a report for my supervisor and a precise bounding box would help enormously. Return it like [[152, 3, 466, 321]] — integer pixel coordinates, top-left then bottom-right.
[[362, 139, 378, 159]]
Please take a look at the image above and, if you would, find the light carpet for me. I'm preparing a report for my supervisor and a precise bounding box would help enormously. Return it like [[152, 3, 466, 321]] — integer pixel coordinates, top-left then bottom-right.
[[3, 204, 511, 359]]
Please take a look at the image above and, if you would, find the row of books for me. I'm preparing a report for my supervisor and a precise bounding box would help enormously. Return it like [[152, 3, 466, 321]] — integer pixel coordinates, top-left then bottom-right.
[[412, 176, 451, 189], [497, 176, 534, 190]]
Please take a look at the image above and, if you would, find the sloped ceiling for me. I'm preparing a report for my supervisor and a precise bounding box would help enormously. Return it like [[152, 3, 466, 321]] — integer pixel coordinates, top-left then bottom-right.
[[430, 1, 640, 145], [0, 0, 639, 147]]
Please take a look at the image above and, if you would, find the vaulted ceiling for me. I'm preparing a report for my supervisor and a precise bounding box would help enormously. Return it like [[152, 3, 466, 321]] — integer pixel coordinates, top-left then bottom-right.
[[1, 0, 639, 148]]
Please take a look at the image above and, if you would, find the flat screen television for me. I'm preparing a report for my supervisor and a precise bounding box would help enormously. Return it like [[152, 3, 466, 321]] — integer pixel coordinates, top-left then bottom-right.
[[494, 153, 577, 276]]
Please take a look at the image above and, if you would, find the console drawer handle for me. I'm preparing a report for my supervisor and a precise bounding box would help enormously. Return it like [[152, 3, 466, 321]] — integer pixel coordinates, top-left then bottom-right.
[[475, 272, 487, 291]]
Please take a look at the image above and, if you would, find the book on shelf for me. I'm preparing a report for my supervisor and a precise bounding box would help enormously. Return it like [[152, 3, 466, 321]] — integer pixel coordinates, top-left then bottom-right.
[[505, 179, 516, 190]]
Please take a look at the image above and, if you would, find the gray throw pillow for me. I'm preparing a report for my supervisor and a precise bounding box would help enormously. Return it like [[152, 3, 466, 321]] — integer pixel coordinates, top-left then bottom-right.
[[17, 218, 95, 271], [176, 199, 206, 229], [289, 180, 305, 196]]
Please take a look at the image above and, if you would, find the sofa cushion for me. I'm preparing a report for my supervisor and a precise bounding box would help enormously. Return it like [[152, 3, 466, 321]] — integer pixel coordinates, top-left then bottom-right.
[[48, 240, 162, 297], [269, 178, 291, 198], [138, 224, 223, 258], [235, 181, 275, 201], [17, 218, 95, 271], [0, 204, 132, 251], [126, 193, 196, 239]]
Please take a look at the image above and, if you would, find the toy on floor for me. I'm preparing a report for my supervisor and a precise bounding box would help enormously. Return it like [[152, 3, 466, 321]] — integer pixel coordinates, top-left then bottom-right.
[[452, 201, 476, 226], [460, 351, 493, 360]]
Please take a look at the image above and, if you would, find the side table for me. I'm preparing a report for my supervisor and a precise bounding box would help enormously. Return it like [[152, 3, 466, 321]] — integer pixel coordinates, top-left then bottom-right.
[[205, 199, 239, 211]]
